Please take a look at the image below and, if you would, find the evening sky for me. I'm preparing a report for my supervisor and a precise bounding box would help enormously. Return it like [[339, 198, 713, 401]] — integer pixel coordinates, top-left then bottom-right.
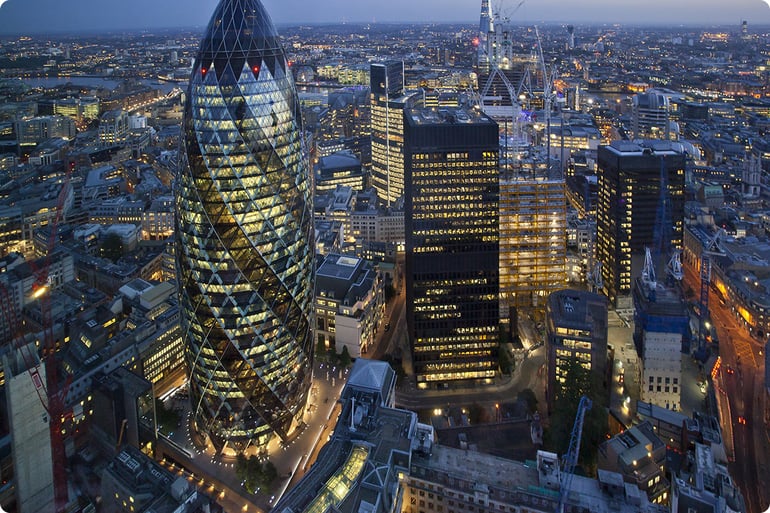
[[0, 0, 769, 34]]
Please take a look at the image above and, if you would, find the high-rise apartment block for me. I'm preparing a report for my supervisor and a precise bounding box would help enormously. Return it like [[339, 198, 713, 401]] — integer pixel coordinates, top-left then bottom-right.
[[176, 0, 314, 453], [596, 141, 685, 307], [404, 107, 500, 386]]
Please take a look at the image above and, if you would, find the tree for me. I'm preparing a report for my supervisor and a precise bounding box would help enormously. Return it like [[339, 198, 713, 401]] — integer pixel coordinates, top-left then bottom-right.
[[517, 388, 539, 414], [338, 345, 352, 368], [545, 359, 607, 474], [326, 345, 338, 366], [154, 398, 180, 434], [498, 347, 514, 375], [384, 283, 396, 302], [315, 339, 327, 362], [236, 455, 277, 494]]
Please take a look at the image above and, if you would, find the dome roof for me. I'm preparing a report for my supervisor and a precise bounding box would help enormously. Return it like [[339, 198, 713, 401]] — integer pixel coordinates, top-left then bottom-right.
[[193, 0, 287, 84]]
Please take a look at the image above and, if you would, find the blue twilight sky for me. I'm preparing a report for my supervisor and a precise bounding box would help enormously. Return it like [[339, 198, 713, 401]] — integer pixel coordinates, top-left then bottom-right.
[[0, 0, 769, 34]]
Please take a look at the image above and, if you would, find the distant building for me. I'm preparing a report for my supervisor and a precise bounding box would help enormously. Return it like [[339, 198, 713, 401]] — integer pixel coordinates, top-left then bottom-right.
[[545, 289, 608, 413], [632, 91, 673, 140], [315, 253, 384, 357], [28, 138, 68, 167], [82, 165, 126, 205], [350, 190, 404, 246], [91, 367, 155, 455], [404, 106, 499, 386], [15, 116, 76, 148], [596, 141, 686, 308], [370, 61, 418, 206], [314, 220, 344, 256], [99, 110, 129, 147], [633, 277, 690, 410], [315, 150, 364, 193], [141, 195, 174, 240]]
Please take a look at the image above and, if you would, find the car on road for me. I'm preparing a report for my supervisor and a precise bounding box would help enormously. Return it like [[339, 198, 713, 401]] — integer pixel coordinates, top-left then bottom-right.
[[384, 322, 391, 331], [725, 366, 735, 375], [737, 416, 747, 425]]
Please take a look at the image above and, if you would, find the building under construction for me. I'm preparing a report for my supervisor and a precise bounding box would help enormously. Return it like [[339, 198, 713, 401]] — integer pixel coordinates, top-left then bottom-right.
[[499, 155, 567, 318]]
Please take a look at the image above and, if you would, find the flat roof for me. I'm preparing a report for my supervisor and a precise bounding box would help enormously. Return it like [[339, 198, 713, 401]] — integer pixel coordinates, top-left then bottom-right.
[[317, 254, 361, 281]]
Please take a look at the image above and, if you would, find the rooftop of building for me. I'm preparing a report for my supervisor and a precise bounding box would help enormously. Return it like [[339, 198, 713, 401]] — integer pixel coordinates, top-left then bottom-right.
[[406, 106, 495, 126], [316, 253, 377, 306], [275, 359, 410, 513], [317, 150, 361, 171], [547, 288, 607, 331], [31, 137, 69, 154], [604, 139, 684, 157], [633, 276, 688, 318], [602, 421, 665, 470]]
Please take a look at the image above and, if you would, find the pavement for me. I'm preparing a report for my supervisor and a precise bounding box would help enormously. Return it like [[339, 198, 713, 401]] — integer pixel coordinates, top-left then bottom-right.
[[158, 360, 348, 513]]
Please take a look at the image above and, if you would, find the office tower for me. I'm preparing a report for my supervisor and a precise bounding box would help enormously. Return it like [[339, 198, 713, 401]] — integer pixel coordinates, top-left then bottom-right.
[[545, 289, 608, 414], [404, 107, 499, 387], [370, 61, 415, 206], [567, 25, 575, 49], [631, 91, 671, 140], [499, 168, 567, 316], [176, 0, 314, 453], [596, 141, 685, 307], [3, 345, 55, 513]]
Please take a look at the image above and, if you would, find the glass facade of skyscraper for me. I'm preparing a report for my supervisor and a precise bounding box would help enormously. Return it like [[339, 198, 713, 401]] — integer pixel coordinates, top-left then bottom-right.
[[370, 61, 413, 206], [175, 0, 314, 453]]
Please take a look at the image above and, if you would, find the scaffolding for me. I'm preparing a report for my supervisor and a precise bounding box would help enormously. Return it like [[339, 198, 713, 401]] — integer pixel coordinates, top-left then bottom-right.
[[500, 162, 567, 316]]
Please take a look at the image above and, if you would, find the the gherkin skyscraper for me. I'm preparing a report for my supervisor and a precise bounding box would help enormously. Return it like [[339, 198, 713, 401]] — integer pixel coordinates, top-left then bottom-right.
[[175, 0, 314, 453]]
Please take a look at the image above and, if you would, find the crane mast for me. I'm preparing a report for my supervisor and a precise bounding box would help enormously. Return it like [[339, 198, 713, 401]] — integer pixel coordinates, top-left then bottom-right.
[[557, 395, 592, 513]]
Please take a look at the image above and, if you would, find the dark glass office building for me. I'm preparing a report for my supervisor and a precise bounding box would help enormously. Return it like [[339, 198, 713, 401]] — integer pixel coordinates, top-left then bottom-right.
[[404, 107, 500, 386], [596, 140, 685, 307], [175, 0, 314, 453]]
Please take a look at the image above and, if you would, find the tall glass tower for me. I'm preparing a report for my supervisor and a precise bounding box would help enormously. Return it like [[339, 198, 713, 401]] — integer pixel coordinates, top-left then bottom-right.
[[175, 0, 314, 453]]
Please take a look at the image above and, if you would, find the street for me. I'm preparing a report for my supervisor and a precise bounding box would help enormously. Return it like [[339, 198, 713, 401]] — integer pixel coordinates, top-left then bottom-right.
[[684, 264, 768, 513]]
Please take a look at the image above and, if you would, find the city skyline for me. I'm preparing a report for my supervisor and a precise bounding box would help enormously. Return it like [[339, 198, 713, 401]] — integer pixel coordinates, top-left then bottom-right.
[[1, 0, 770, 34]]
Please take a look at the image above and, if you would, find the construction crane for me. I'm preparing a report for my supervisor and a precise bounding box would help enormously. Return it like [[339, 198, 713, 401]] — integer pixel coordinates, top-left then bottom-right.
[[1, 170, 74, 513], [644, 155, 682, 301], [534, 26, 559, 173], [557, 395, 592, 513], [588, 260, 602, 294]]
